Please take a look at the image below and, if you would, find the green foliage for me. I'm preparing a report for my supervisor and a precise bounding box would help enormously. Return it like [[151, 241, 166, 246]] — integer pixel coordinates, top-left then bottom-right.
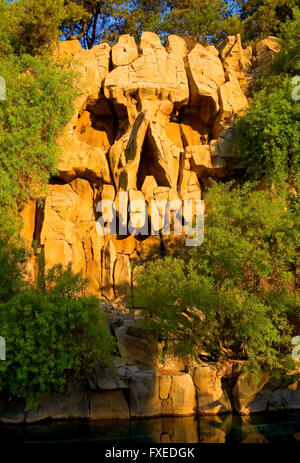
[[11, 0, 68, 55], [237, 0, 299, 41], [122, 0, 244, 43], [234, 77, 300, 188], [161, 0, 233, 41], [2, 0, 298, 50], [134, 183, 299, 377], [1, 0, 87, 55], [273, 7, 300, 75], [0, 54, 76, 241], [0, 1, 18, 56], [63, 0, 128, 47], [234, 9, 300, 188], [0, 257, 116, 409], [0, 242, 27, 303]]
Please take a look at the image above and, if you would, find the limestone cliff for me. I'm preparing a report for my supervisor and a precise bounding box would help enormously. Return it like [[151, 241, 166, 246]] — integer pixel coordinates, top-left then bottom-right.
[[4, 33, 300, 424], [21, 33, 279, 300]]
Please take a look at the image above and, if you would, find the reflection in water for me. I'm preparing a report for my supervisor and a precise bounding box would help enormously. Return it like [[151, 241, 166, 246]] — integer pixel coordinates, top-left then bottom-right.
[[1, 413, 300, 444]]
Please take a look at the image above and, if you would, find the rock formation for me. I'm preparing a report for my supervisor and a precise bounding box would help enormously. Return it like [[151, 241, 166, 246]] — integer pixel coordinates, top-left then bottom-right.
[[21, 32, 280, 299], [10, 33, 294, 424]]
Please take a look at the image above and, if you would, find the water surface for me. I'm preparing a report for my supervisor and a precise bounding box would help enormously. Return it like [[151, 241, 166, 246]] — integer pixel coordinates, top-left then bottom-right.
[[1, 413, 300, 444]]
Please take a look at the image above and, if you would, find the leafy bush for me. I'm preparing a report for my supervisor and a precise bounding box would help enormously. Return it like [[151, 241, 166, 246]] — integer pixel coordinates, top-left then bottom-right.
[[0, 259, 116, 409], [0, 242, 27, 303], [234, 77, 299, 188], [133, 182, 299, 378], [234, 9, 300, 189], [0, 54, 76, 241]]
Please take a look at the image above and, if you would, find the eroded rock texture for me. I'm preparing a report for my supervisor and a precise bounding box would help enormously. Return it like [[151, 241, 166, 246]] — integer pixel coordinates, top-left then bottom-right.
[[21, 33, 279, 299]]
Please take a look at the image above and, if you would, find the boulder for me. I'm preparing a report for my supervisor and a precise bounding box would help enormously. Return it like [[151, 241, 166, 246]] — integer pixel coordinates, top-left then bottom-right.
[[20, 199, 36, 281], [56, 41, 112, 182], [219, 34, 250, 73], [165, 35, 188, 58], [256, 36, 280, 57], [141, 175, 158, 200], [232, 371, 270, 415], [187, 43, 225, 112], [112, 35, 139, 67], [115, 320, 159, 368], [169, 373, 197, 416], [88, 366, 129, 390], [188, 145, 212, 175], [90, 390, 130, 420], [110, 113, 150, 191], [56, 41, 111, 101], [192, 363, 232, 415], [129, 370, 161, 417], [217, 70, 249, 123], [104, 233, 136, 255], [255, 36, 280, 71], [233, 373, 300, 415], [40, 180, 103, 294], [104, 32, 189, 116], [25, 381, 89, 423]]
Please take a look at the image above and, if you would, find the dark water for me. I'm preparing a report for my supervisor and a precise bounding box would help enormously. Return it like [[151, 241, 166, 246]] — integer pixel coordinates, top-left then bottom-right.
[[1, 413, 300, 444]]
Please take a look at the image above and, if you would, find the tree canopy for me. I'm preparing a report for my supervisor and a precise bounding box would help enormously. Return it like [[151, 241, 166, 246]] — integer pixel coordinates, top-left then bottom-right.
[[1, 0, 299, 51]]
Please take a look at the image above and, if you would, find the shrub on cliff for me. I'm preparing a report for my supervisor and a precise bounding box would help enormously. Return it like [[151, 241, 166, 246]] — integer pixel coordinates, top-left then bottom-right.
[[133, 182, 299, 378], [234, 77, 300, 188], [234, 8, 300, 189], [0, 259, 116, 409], [0, 55, 76, 241]]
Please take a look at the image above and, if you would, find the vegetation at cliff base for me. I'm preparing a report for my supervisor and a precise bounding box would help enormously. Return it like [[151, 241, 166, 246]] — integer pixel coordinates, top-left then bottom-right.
[[134, 183, 300, 378], [0, 247, 116, 409]]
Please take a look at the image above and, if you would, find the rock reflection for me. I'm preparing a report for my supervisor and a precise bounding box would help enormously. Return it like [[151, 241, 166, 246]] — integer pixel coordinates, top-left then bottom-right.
[[198, 415, 232, 443], [1, 412, 300, 444]]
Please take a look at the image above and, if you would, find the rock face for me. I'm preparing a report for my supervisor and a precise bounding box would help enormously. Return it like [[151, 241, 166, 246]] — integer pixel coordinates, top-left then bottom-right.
[[11, 33, 292, 424], [191, 363, 232, 415], [22, 32, 278, 299], [2, 356, 299, 423], [233, 372, 300, 415]]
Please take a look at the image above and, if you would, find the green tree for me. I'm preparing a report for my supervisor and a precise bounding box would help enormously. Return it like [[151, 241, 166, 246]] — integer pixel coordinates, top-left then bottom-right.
[[0, 54, 76, 241], [162, 0, 233, 41], [120, 1, 167, 40], [11, 0, 69, 55], [0, 258, 116, 409], [134, 183, 299, 378], [236, 0, 300, 41], [62, 0, 129, 48], [0, 242, 27, 303], [122, 0, 243, 43], [234, 8, 300, 188]]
